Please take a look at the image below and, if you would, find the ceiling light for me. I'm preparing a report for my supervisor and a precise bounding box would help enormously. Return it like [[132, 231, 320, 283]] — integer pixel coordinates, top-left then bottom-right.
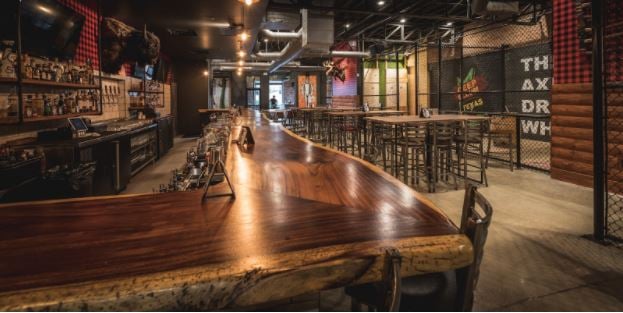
[[203, 70, 209, 76], [263, 38, 268, 43], [377, 1, 385, 5], [400, 18, 406, 23], [345, 23, 351, 28], [238, 0, 259, 5], [240, 31, 249, 41], [238, 50, 246, 57], [446, 22, 453, 26], [238, 60, 245, 66]]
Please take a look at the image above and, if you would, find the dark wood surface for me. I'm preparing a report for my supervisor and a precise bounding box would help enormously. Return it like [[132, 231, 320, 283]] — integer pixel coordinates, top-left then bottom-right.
[[0, 110, 470, 310], [198, 108, 234, 114]]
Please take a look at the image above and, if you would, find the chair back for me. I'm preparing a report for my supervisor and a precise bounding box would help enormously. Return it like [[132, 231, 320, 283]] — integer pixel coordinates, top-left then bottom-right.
[[401, 124, 427, 144], [456, 183, 493, 311], [432, 121, 456, 145]]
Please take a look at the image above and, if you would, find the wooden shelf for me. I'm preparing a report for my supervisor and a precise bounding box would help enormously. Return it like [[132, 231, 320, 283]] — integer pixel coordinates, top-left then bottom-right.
[[0, 77, 18, 84], [0, 116, 19, 124], [23, 112, 100, 123], [128, 90, 164, 94], [21, 79, 99, 89]]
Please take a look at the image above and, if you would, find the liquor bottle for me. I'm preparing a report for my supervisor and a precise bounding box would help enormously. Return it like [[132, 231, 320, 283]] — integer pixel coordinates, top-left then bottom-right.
[[58, 94, 65, 114], [33, 64, 41, 80], [43, 95, 51, 116], [23, 55, 33, 79], [86, 59, 95, 85], [32, 94, 43, 116], [56, 95, 64, 115], [66, 61, 73, 83], [25, 94, 33, 118]]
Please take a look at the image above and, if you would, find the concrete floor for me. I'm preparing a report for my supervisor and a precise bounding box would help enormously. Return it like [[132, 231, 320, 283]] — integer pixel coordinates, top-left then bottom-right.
[[122, 137, 623, 311]]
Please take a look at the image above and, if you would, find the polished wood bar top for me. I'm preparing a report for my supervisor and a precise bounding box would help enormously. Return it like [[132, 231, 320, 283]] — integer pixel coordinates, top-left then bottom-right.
[[198, 108, 235, 114], [328, 110, 406, 117], [297, 107, 343, 111], [365, 114, 490, 124], [0, 110, 472, 311]]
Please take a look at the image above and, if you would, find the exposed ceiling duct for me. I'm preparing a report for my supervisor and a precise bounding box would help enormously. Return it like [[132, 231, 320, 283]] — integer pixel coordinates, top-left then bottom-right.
[[471, 0, 520, 16], [329, 50, 371, 58], [253, 8, 370, 73], [262, 28, 302, 40], [217, 65, 323, 71]]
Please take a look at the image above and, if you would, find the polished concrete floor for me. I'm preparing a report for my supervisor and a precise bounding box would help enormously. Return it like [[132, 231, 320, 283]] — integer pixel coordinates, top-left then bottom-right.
[[123, 137, 623, 311]]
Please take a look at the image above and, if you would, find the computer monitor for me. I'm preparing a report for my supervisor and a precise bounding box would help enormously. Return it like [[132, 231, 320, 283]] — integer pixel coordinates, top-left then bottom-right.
[[68, 117, 88, 132]]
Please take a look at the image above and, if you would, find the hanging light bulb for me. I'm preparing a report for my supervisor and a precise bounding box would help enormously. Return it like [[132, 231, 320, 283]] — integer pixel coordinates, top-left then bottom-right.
[[240, 31, 249, 41]]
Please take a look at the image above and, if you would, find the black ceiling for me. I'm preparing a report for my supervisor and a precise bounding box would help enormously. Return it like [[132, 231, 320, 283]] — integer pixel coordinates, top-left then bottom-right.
[[267, 0, 550, 49], [101, 0, 269, 62]]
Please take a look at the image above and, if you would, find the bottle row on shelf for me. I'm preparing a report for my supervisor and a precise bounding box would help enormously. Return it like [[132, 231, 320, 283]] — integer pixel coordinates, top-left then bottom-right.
[[22, 90, 99, 119], [129, 79, 163, 93], [129, 93, 163, 108], [0, 41, 96, 86]]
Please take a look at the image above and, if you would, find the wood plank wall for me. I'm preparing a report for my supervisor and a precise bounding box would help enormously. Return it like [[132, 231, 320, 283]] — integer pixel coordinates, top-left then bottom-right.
[[551, 83, 593, 187], [552, 83, 623, 188]]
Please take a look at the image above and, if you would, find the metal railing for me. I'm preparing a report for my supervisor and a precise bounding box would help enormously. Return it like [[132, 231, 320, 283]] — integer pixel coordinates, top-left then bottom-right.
[[442, 111, 551, 172]]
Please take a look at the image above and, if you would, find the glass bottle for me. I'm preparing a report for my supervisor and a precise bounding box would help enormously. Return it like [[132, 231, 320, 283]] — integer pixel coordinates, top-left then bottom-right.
[[24, 94, 33, 118]]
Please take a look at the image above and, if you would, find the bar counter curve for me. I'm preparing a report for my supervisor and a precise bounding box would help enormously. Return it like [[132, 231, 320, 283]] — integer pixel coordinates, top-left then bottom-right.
[[0, 110, 473, 311]]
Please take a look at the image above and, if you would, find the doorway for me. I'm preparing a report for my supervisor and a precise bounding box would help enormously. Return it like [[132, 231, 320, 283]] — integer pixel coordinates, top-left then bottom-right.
[[269, 82, 284, 109], [246, 88, 260, 108]]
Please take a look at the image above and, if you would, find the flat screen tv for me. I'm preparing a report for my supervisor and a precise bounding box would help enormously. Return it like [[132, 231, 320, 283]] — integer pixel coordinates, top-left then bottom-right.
[[20, 0, 85, 60], [134, 63, 154, 80]]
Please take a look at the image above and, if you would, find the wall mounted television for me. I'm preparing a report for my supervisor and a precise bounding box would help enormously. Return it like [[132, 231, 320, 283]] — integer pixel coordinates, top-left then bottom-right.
[[19, 0, 86, 60], [134, 63, 155, 80]]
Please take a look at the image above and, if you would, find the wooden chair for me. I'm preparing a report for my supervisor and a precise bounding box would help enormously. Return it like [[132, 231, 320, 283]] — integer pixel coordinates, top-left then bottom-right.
[[345, 183, 493, 311], [455, 120, 488, 187], [486, 116, 515, 172]]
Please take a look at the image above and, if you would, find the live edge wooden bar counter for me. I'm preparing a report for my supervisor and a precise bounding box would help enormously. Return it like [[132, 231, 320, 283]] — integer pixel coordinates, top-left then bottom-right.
[[0, 111, 472, 311]]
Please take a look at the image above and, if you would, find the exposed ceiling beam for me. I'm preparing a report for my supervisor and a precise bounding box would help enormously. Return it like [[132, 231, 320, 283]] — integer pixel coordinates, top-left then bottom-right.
[[267, 3, 475, 22]]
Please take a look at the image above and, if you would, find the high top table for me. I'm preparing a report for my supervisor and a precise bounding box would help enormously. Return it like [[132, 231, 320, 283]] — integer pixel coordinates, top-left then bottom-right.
[[0, 110, 473, 311]]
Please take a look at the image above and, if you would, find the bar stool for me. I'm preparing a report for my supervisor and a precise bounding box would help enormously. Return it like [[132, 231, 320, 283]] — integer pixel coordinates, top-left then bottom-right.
[[455, 120, 488, 187], [337, 115, 361, 157], [291, 109, 307, 135], [431, 121, 459, 192], [396, 124, 428, 188]]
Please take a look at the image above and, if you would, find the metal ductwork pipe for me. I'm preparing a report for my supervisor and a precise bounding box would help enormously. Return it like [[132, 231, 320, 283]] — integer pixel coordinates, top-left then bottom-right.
[[329, 50, 371, 58], [254, 42, 294, 60], [218, 65, 323, 71], [213, 61, 301, 67], [262, 29, 302, 40]]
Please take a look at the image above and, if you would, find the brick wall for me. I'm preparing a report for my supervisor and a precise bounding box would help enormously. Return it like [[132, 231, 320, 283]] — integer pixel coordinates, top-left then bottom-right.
[[331, 41, 359, 97]]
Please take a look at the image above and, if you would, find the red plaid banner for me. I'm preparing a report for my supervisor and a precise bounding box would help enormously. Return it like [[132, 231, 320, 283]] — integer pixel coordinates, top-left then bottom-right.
[[57, 0, 99, 68], [553, 0, 592, 84]]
